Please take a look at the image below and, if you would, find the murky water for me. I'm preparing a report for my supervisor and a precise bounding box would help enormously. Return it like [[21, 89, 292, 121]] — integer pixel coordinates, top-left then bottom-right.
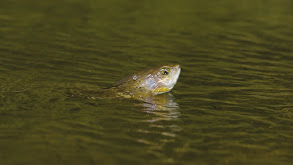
[[1, 0, 293, 164]]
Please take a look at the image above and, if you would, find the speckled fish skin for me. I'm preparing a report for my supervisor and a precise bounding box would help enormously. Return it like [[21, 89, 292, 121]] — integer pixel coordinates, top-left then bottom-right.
[[107, 64, 181, 97]]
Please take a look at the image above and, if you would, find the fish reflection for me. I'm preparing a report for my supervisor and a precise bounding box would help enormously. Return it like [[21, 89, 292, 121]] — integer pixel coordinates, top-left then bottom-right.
[[133, 93, 181, 161], [134, 92, 180, 121]]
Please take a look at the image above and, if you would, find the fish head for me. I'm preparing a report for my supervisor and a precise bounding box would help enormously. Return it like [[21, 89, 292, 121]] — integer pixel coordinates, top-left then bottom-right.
[[138, 64, 181, 94]]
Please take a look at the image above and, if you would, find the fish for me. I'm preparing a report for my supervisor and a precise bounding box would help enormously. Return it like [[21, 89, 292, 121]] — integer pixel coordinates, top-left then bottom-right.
[[106, 64, 181, 97], [67, 64, 181, 99]]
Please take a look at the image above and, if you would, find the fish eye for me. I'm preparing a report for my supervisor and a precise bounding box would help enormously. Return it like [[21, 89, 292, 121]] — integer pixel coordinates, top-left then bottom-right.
[[160, 67, 170, 75]]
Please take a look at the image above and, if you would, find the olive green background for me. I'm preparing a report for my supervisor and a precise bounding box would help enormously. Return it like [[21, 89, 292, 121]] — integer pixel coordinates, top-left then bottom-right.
[[0, 0, 293, 164]]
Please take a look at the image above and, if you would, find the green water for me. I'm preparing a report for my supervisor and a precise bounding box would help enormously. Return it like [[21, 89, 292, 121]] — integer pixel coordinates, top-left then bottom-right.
[[1, 0, 293, 164]]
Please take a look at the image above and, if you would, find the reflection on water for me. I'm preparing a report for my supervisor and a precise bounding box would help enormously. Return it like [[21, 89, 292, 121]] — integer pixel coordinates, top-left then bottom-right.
[[138, 93, 180, 121], [134, 93, 181, 163]]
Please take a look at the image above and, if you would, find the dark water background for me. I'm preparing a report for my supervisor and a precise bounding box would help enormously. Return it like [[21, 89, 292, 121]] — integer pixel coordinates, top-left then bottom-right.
[[1, 0, 293, 164]]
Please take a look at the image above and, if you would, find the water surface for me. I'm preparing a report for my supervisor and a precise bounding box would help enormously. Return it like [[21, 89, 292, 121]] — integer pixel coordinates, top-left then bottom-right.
[[0, 0, 293, 164]]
